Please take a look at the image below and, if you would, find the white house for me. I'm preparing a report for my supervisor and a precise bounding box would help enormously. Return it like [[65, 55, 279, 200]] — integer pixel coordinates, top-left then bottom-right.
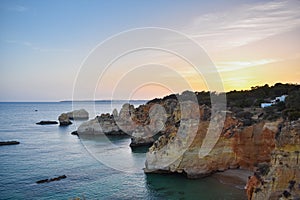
[[261, 95, 288, 108], [275, 95, 287, 102], [261, 103, 273, 108]]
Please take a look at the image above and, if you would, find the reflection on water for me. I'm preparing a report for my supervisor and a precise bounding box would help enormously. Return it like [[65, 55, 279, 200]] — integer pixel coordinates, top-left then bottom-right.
[[145, 173, 247, 200], [79, 135, 147, 173]]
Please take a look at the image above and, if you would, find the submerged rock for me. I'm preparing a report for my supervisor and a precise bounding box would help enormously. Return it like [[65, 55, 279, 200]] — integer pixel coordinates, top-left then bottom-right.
[[36, 121, 58, 125], [0, 141, 20, 146], [66, 109, 89, 120], [58, 113, 72, 126]]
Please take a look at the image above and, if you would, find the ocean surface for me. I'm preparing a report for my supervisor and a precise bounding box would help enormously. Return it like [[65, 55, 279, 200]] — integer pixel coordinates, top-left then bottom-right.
[[0, 101, 246, 200]]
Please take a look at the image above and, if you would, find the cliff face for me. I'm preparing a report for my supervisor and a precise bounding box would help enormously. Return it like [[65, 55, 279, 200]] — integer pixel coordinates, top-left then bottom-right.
[[76, 90, 299, 199], [246, 120, 300, 200], [77, 98, 182, 145], [77, 96, 284, 179], [144, 101, 282, 178], [232, 120, 280, 170]]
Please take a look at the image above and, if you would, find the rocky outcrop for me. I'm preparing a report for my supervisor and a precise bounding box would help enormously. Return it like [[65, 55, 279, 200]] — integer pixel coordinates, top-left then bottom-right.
[[130, 126, 153, 147], [71, 131, 78, 136], [74, 91, 288, 180], [129, 103, 167, 147], [130, 136, 154, 147], [58, 109, 89, 126], [72, 88, 299, 198], [246, 119, 300, 200], [144, 102, 282, 178], [77, 114, 121, 135], [77, 97, 179, 142], [77, 104, 134, 135], [66, 109, 89, 120], [58, 113, 72, 126], [231, 120, 281, 170], [36, 121, 58, 125]]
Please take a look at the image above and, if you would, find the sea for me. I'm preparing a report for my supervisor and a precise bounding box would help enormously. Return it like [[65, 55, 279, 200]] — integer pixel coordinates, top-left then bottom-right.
[[0, 101, 246, 200]]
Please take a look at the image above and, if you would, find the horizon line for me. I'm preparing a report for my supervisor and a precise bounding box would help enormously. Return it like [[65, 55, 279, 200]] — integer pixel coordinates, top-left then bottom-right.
[[0, 99, 150, 103]]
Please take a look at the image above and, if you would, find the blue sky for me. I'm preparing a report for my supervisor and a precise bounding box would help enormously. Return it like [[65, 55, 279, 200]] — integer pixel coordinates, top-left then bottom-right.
[[1, 0, 300, 101]]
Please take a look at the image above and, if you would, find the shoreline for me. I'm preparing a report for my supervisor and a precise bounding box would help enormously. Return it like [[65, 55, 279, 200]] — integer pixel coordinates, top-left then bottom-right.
[[212, 169, 253, 190]]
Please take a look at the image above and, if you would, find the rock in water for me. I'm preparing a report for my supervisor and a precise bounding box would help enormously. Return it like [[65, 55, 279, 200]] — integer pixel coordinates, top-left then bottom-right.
[[66, 109, 89, 120], [129, 126, 156, 147], [36, 179, 49, 184], [130, 135, 155, 147], [77, 114, 123, 135], [0, 141, 20, 146], [36, 175, 67, 184], [36, 121, 58, 125], [58, 108, 88, 126], [58, 113, 72, 126], [71, 131, 78, 136]]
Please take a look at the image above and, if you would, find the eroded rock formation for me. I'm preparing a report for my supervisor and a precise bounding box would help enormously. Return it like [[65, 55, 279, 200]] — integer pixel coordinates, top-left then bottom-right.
[[58, 109, 89, 126], [77, 113, 122, 135], [144, 104, 282, 178], [73, 88, 299, 199], [66, 109, 89, 120], [246, 119, 300, 200], [77, 104, 137, 135], [58, 113, 72, 126]]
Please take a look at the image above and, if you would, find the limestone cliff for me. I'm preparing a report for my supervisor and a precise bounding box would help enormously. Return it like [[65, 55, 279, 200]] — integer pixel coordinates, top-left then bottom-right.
[[144, 103, 282, 178], [74, 87, 299, 199], [246, 119, 300, 200]]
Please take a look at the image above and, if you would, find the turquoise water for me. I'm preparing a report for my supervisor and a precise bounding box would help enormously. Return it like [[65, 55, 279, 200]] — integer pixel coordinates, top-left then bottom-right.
[[0, 102, 246, 199]]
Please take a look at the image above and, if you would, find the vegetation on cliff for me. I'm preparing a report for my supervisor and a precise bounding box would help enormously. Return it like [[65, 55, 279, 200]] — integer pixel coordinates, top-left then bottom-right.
[[147, 83, 300, 121]]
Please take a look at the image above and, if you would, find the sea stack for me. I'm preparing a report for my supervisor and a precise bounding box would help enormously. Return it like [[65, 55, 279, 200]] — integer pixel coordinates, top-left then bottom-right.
[[66, 109, 89, 120], [58, 113, 72, 126]]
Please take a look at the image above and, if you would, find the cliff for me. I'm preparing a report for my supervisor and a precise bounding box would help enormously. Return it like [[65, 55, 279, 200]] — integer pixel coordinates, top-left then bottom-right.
[[246, 119, 300, 200], [76, 91, 292, 181], [74, 85, 299, 199], [144, 102, 282, 178]]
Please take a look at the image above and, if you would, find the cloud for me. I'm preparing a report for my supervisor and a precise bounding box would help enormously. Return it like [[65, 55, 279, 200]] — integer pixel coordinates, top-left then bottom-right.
[[216, 59, 279, 72], [185, 0, 300, 51]]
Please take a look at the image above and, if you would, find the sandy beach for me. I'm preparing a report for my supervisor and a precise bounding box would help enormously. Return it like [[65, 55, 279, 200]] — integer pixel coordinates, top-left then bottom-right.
[[212, 169, 253, 189]]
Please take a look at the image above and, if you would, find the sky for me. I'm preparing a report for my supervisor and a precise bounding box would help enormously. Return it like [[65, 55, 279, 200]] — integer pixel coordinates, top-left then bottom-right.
[[0, 0, 300, 101]]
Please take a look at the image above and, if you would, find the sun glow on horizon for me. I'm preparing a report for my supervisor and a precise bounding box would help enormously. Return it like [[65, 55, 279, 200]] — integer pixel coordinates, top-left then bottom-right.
[[0, 0, 299, 101]]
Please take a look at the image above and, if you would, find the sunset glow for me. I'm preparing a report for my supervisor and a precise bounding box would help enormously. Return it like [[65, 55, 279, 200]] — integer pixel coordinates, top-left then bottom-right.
[[0, 0, 299, 101]]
